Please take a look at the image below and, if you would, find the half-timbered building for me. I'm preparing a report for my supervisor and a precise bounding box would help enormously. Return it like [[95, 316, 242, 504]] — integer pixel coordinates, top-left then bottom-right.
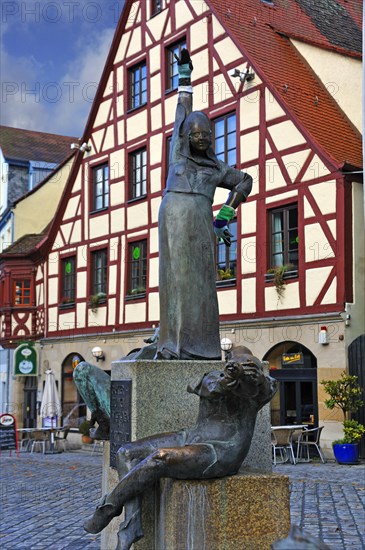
[[1, 0, 363, 454]]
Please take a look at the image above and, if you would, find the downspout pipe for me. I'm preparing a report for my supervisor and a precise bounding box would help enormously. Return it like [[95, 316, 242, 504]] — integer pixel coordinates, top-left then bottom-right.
[[363, 0, 365, 226]]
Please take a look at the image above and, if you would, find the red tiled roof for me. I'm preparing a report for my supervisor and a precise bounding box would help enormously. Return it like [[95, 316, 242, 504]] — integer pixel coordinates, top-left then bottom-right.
[[0, 125, 78, 164], [209, 0, 362, 169]]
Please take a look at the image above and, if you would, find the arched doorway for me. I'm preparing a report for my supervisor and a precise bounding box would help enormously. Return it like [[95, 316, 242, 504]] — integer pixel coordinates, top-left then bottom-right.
[[264, 341, 318, 427], [61, 353, 86, 427]]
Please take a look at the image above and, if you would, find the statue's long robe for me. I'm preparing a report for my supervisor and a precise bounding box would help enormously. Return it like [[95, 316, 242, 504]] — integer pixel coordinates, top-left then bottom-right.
[[157, 92, 252, 359]]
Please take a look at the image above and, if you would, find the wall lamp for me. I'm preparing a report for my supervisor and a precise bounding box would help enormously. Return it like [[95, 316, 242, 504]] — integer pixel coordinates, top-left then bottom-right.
[[220, 338, 233, 352], [70, 142, 91, 152], [92, 346, 105, 362], [229, 67, 255, 85]]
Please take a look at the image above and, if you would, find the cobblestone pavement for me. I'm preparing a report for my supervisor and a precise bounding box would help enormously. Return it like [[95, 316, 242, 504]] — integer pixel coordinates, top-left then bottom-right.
[[276, 461, 365, 549], [0, 451, 102, 550], [1, 451, 364, 549]]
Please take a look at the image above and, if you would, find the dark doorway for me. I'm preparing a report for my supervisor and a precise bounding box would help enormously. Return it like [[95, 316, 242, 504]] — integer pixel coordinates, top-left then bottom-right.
[[264, 341, 318, 427], [61, 353, 86, 427], [23, 376, 37, 428]]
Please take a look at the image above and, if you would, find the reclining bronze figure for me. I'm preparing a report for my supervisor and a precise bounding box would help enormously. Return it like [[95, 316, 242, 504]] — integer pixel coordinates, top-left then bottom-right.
[[84, 353, 277, 549]]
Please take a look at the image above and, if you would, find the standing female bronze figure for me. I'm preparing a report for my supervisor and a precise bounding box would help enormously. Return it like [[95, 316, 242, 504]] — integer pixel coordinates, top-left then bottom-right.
[[156, 50, 252, 360]]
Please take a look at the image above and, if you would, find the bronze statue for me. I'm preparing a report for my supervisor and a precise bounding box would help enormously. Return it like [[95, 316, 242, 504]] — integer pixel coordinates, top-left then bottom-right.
[[157, 50, 252, 360], [84, 352, 277, 549], [73, 362, 111, 440]]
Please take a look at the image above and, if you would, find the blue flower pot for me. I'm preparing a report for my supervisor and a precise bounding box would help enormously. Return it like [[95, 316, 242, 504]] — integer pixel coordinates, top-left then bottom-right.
[[333, 443, 359, 464]]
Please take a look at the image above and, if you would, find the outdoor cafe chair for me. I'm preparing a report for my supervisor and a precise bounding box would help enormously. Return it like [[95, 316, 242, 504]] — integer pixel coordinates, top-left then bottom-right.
[[30, 430, 49, 454], [271, 428, 297, 465], [296, 426, 326, 463], [54, 427, 70, 452], [19, 432, 32, 452]]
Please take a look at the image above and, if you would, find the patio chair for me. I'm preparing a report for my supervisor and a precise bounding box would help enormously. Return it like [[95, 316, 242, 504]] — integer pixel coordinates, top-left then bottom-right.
[[54, 427, 70, 452], [296, 426, 326, 463], [30, 431, 48, 454], [271, 428, 297, 465], [19, 433, 32, 452], [92, 439, 104, 455]]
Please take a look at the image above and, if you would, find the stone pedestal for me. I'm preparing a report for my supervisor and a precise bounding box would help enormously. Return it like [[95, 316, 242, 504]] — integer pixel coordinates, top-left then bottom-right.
[[101, 360, 290, 550], [157, 474, 290, 550]]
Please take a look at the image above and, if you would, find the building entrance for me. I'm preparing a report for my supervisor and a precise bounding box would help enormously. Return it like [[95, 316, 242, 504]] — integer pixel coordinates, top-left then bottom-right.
[[23, 376, 37, 428], [264, 341, 318, 427]]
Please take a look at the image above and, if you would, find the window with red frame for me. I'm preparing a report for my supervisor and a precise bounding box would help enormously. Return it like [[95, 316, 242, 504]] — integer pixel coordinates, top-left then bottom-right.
[[91, 249, 108, 296], [127, 240, 147, 296], [130, 148, 147, 200], [13, 279, 31, 306], [92, 163, 109, 212], [151, 0, 162, 16], [269, 204, 299, 270], [60, 257, 76, 306], [129, 62, 147, 109], [213, 112, 237, 166]]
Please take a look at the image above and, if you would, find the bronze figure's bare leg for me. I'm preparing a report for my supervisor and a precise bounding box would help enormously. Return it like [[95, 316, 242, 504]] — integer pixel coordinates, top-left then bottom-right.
[[84, 443, 216, 545]]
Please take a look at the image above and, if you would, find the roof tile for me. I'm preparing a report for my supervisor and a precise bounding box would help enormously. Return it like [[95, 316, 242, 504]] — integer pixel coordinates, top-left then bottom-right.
[[209, 0, 362, 168], [0, 125, 78, 164]]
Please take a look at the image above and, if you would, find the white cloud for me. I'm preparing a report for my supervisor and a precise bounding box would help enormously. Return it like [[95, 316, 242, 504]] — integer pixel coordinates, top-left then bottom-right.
[[51, 27, 115, 136], [0, 11, 115, 136]]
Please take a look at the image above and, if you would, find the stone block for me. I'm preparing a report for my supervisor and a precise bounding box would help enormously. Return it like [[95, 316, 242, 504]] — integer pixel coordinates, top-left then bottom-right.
[[157, 474, 290, 550]]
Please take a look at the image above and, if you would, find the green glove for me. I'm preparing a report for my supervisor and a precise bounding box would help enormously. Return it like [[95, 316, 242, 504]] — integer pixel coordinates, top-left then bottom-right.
[[216, 204, 235, 222], [175, 48, 193, 79], [178, 63, 192, 78]]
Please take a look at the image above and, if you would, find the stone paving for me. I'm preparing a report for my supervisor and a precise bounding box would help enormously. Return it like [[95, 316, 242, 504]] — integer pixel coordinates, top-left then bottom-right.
[[0, 450, 364, 549], [276, 461, 365, 549]]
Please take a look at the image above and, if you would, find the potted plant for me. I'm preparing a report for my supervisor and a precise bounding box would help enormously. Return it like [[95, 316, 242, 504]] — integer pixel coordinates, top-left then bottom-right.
[[265, 264, 296, 300], [321, 372, 365, 464], [79, 420, 94, 444], [217, 268, 234, 281], [88, 292, 107, 313]]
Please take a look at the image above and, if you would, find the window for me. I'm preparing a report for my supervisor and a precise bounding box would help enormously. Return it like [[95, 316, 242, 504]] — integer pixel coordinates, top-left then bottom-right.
[[151, 0, 162, 16], [13, 279, 31, 306], [216, 219, 237, 283], [92, 164, 109, 211], [269, 205, 298, 270], [91, 249, 108, 296], [130, 149, 147, 199], [129, 62, 147, 109], [128, 240, 147, 295], [213, 113, 237, 166], [166, 39, 186, 91], [61, 257, 76, 305]]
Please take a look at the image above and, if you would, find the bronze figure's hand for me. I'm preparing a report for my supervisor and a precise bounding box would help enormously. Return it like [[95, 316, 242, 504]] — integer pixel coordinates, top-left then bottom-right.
[[174, 48, 193, 77]]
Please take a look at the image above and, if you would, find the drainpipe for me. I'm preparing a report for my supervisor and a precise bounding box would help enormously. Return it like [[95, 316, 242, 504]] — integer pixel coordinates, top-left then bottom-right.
[[6, 348, 10, 413], [363, 1, 365, 227]]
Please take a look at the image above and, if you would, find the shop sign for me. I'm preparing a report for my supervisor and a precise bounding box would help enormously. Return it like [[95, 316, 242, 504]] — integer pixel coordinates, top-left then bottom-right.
[[281, 352, 304, 366], [14, 343, 38, 376], [0, 413, 17, 451]]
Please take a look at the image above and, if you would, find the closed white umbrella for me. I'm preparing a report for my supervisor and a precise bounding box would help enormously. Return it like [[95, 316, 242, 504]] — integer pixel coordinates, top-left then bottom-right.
[[40, 369, 61, 452]]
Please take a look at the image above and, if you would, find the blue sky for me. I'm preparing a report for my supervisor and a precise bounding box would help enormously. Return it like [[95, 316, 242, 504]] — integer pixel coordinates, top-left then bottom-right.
[[1, 1, 125, 137]]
